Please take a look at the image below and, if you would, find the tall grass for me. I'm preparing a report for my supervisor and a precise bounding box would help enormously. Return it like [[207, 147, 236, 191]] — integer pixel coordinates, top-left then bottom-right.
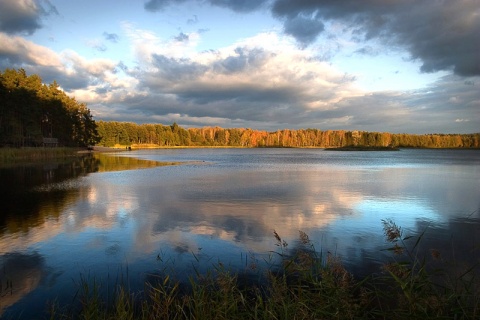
[[0, 147, 82, 164], [373, 219, 480, 319], [47, 221, 479, 319]]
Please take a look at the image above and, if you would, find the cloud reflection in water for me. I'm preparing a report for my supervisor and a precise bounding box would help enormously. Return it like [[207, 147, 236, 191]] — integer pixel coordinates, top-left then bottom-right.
[[1, 149, 479, 318]]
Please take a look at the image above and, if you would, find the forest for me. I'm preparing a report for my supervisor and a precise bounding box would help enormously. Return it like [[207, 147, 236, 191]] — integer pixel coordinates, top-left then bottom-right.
[[0, 68, 99, 147], [97, 121, 480, 149], [1, 68, 479, 149]]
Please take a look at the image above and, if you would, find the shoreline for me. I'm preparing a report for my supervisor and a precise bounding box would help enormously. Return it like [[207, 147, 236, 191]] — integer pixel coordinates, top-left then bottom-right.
[[324, 146, 400, 151], [77, 146, 127, 153]]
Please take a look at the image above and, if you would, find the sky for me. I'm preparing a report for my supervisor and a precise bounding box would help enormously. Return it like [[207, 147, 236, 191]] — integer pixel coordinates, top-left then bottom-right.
[[0, 0, 479, 134]]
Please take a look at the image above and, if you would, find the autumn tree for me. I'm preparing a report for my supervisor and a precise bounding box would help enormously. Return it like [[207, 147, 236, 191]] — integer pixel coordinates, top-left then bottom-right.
[[94, 122, 480, 149]]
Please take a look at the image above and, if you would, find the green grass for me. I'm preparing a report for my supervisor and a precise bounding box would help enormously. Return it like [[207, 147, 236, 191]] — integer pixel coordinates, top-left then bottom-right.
[[0, 147, 83, 164], [47, 221, 479, 319]]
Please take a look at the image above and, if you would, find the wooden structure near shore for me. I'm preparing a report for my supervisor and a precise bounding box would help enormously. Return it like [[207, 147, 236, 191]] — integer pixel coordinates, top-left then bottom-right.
[[43, 137, 59, 147]]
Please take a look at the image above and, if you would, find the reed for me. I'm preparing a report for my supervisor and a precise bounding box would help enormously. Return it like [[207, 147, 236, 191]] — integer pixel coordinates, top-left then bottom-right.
[[0, 147, 82, 164], [46, 221, 479, 319], [373, 219, 480, 319]]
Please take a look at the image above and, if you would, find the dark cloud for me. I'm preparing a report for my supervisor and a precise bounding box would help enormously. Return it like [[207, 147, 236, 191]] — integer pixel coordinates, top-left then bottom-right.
[[144, 0, 188, 12], [121, 45, 298, 125], [0, 50, 23, 67], [146, 0, 268, 15], [103, 32, 119, 43], [354, 45, 379, 56], [214, 47, 273, 74], [217, 55, 247, 74], [282, 15, 324, 47], [40, 67, 91, 90], [209, 0, 268, 13], [135, 46, 307, 121], [149, 54, 208, 82], [115, 61, 129, 73], [270, 0, 480, 76], [174, 32, 189, 42], [175, 84, 299, 106], [122, 90, 302, 128], [142, 0, 479, 76], [0, 0, 58, 35], [144, 0, 267, 14]]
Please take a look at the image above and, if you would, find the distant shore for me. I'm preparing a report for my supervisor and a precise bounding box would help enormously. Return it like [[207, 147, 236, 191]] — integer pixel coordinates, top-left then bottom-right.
[[324, 146, 400, 151]]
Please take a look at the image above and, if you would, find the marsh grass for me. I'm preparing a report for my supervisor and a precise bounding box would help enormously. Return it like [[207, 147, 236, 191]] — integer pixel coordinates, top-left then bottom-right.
[[0, 147, 82, 164], [47, 221, 479, 319], [372, 219, 480, 319]]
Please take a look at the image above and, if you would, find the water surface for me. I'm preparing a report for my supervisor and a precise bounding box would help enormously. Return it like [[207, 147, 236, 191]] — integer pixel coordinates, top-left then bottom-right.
[[1, 149, 479, 318]]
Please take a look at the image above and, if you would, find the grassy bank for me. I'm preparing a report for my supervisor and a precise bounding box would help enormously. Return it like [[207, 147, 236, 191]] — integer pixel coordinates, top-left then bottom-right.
[[0, 147, 84, 165], [48, 220, 479, 320]]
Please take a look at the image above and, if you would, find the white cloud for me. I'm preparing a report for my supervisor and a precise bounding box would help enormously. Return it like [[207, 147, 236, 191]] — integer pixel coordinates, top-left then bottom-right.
[[61, 50, 116, 77], [128, 29, 362, 111], [0, 32, 62, 66]]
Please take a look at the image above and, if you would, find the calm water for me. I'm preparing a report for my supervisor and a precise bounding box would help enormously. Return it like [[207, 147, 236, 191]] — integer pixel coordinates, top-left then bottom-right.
[[1, 148, 480, 318]]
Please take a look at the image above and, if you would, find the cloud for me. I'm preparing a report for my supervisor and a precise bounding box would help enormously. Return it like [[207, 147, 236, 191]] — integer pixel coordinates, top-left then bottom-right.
[[2, 4, 478, 134], [143, 0, 479, 76], [0, 32, 124, 93], [103, 29, 361, 128], [0, 32, 62, 66], [85, 25, 479, 133], [354, 45, 380, 56], [270, 0, 480, 76], [145, 0, 268, 13], [282, 15, 324, 47], [0, 252, 44, 315], [122, 23, 204, 66], [84, 32, 120, 53], [174, 32, 189, 42], [0, 0, 58, 35], [103, 32, 119, 43], [209, 0, 268, 13], [321, 75, 480, 133], [144, 0, 188, 12]]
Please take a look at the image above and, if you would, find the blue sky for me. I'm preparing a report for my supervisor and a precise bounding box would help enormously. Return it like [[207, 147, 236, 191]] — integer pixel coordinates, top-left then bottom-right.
[[0, 0, 479, 133]]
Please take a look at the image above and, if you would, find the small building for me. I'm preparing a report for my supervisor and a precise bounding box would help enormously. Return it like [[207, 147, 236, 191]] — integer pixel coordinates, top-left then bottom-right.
[[43, 137, 58, 147]]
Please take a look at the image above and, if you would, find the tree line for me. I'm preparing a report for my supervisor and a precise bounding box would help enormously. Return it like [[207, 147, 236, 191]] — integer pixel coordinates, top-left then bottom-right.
[[0, 68, 99, 147], [2, 68, 478, 149], [97, 121, 480, 149]]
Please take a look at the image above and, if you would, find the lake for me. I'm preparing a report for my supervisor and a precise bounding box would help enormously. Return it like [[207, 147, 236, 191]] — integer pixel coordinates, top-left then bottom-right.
[[1, 148, 479, 318]]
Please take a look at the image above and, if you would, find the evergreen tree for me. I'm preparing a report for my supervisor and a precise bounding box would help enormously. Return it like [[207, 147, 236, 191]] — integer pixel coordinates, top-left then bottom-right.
[[0, 68, 99, 147]]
